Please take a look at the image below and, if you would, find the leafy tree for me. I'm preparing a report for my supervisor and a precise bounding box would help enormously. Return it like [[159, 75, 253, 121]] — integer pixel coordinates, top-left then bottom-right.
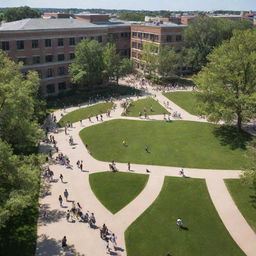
[[184, 17, 252, 71], [103, 43, 133, 85], [0, 140, 42, 228], [3, 6, 41, 22], [195, 29, 256, 131], [0, 51, 43, 154], [117, 58, 134, 85], [69, 39, 104, 87], [103, 43, 121, 82], [157, 46, 180, 78], [141, 42, 159, 75]]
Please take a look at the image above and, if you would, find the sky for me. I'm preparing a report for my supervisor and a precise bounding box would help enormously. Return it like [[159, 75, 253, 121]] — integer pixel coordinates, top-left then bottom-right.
[[0, 0, 255, 11]]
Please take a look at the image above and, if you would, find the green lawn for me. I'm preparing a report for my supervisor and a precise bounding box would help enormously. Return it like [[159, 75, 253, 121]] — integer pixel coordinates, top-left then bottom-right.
[[80, 119, 249, 170], [58, 102, 113, 127], [89, 172, 149, 213], [125, 177, 244, 256], [123, 98, 169, 117], [225, 179, 256, 232], [164, 91, 200, 116]]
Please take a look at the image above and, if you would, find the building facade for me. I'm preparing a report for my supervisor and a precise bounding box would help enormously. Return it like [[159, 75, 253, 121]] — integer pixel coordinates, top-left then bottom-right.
[[0, 16, 185, 95], [130, 23, 186, 69]]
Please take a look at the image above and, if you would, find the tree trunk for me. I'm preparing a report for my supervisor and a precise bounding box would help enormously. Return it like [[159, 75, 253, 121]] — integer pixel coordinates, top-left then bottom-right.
[[237, 113, 242, 132]]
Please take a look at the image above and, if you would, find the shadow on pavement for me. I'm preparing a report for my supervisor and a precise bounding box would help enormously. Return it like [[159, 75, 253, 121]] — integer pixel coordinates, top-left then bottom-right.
[[36, 234, 85, 256]]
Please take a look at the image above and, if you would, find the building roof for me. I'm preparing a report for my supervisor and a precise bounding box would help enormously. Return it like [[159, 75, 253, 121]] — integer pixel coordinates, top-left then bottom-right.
[[132, 22, 187, 28], [0, 18, 130, 32]]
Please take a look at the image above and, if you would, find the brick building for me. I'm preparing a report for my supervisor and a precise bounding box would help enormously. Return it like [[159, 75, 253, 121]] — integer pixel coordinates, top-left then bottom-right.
[[0, 16, 185, 95], [130, 23, 186, 69]]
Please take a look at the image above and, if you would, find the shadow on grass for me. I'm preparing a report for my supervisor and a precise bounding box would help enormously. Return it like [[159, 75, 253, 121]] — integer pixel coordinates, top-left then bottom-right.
[[213, 125, 252, 150], [38, 204, 66, 225], [36, 235, 85, 256]]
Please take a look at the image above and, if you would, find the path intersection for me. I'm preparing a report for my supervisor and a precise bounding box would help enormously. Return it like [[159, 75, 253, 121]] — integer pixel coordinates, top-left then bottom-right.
[[36, 81, 256, 256]]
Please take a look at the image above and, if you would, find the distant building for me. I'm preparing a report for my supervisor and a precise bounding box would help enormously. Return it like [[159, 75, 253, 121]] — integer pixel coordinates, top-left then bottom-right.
[[180, 15, 198, 25], [209, 14, 244, 21], [42, 12, 73, 19]]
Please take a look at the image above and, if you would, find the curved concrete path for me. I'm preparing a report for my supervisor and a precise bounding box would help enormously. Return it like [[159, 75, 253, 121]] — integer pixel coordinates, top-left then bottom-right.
[[36, 81, 256, 256]]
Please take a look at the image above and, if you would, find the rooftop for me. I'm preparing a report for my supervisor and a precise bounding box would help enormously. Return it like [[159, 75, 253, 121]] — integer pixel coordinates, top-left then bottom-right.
[[0, 18, 130, 32], [132, 22, 187, 28]]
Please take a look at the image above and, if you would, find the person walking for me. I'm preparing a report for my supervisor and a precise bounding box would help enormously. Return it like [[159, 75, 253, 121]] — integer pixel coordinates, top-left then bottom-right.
[[64, 189, 69, 201], [110, 233, 117, 250], [128, 162, 131, 171], [66, 210, 70, 222], [62, 236, 67, 247], [60, 174, 63, 183], [59, 195, 63, 207], [80, 161, 83, 171]]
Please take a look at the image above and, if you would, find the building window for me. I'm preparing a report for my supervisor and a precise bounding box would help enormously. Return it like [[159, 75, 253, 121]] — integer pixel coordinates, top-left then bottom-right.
[[132, 42, 137, 48], [143, 33, 149, 39], [17, 57, 27, 65], [138, 32, 142, 39], [90, 36, 94, 40], [132, 32, 137, 38], [32, 40, 39, 49], [58, 82, 66, 90], [32, 56, 40, 64], [45, 55, 53, 63], [138, 43, 143, 50], [150, 34, 154, 41], [69, 53, 75, 60], [58, 66, 65, 76], [69, 37, 76, 46], [46, 84, 55, 94], [45, 39, 52, 47], [46, 68, 54, 78], [154, 35, 159, 41], [166, 35, 172, 42], [98, 36, 102, 43], [58, 54, 65, 61], [58, 38, 64, 47], [2, 41, 9, 51], [176, 35, 182, 41], [16, 40, 24, 50]]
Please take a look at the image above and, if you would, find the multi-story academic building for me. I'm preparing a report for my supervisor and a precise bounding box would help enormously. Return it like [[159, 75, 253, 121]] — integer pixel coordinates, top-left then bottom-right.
[[0, 14, 186, 95]]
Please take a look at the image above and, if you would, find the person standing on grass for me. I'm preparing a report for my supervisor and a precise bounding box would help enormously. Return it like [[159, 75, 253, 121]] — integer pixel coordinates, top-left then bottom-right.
[[59, 195, 63, 206], [177, 218, 183, 228], [64, 189, 69, 201]]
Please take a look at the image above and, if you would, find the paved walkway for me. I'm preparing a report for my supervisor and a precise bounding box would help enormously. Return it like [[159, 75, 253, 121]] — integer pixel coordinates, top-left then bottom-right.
[[36, 82, 256, 256]]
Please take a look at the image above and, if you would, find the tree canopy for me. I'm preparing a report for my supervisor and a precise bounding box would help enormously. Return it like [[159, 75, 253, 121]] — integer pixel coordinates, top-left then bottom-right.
[[195, 29, 256, 131], [0, 51, 43, 154], [3, 6, 41, 22], [70, 40, 133, 86], [184, 17, 252, 71]]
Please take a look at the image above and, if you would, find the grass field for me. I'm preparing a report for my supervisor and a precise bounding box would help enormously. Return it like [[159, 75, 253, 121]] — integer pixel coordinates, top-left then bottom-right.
[[125, 177, 244, 256], [80, 119, 249, 170], [58, 102, 114, 127], [225, 179, 256, 232], [124, 98, 169, 117], [164, 91, 200, 116], [89, 172, 149, 213]]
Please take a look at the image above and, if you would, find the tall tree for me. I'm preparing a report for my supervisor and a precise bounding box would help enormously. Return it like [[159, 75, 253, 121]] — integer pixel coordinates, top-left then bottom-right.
[[0, 141, 42, 228], [184, 17, 252, 71], [3, 6, 41, 22], [103, 43, 133, 85], [141, 42, 159, 75], [157, 46, 180, 78], [69, 39, 104, 87], [195, 29, 256, 131], [0, 51, 43, 154], [103, 43, 120, 82]]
